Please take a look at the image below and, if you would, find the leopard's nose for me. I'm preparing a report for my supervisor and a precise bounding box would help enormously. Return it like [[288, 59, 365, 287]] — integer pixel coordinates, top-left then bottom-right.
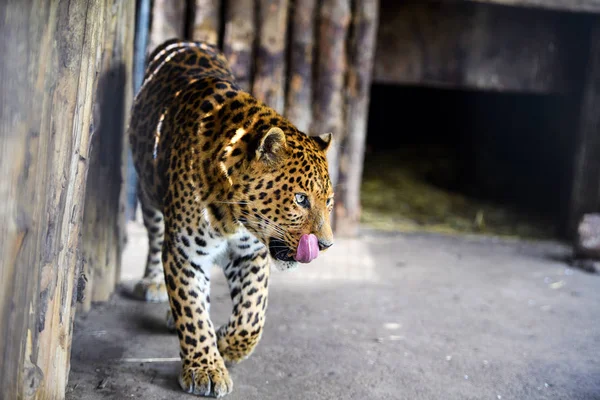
[[318, 240, 333, 251]]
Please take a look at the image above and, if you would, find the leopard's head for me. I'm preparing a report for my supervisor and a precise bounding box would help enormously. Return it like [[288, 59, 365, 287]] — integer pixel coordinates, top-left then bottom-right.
[[234, 126, 334, 270]]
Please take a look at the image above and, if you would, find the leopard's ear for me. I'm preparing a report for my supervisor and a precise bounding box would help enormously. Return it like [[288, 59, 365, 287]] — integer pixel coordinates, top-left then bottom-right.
[[313, 133, 332, 152], [257, 127, 287, 164]]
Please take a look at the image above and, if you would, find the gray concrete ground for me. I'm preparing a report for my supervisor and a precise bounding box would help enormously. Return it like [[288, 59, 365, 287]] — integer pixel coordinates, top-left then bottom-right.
[[67, 223, 600, 400]]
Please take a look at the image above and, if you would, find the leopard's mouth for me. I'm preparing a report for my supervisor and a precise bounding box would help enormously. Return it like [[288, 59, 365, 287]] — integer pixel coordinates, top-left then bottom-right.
[[268, 238, 295, 262]]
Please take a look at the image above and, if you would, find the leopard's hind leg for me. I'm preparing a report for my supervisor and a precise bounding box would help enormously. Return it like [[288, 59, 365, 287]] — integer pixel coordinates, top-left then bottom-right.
[[133, 186, 169, 303]]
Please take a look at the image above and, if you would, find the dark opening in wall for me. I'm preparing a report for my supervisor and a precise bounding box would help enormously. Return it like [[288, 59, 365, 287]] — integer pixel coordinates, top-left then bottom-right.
[[362, 83, 576, 239]]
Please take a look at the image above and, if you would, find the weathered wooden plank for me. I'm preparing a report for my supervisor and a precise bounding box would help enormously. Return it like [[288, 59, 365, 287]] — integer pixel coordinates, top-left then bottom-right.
[[190, 0, 221, 45], [118, 1, 136, 290], [3, 0, 100, 396], [147, 0, 186, 53], [374, 0, 584, 93], [222, 0, 256, 91], [0, 2, 91, 398], [252, 0, 290, 114], [0, 3, 51, 396], [311, 0, 351, 196], [32, 0, 107, 394], [85, 0, 135, 305], [0, 0, 133, 398], [568, 20, 600, 236], [335, 0, 379, 237], [284, 0, 317, 132]]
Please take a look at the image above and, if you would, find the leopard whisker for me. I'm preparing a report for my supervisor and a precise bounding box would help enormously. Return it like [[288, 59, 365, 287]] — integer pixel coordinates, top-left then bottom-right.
[[240, 218, 288, 240], [242, 211, 294, 234], [240, 211, 289, 235]]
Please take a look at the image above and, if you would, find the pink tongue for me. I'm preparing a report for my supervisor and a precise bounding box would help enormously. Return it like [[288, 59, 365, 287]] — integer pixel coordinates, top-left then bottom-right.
[[295, 234, 319, 263]]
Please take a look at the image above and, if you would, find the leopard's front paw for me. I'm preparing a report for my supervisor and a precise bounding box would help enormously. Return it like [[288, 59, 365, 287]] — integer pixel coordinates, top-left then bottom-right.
[[178, 362, 233, 397], [133, 278, 168, 303]]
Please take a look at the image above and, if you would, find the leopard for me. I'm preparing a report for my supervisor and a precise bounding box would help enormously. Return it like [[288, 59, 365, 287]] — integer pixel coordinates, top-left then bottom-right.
[[128, 38, 335, 397]]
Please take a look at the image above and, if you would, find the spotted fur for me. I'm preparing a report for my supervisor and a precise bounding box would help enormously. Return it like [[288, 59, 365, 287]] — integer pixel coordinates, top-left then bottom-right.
[[129, 39, 334, 397]]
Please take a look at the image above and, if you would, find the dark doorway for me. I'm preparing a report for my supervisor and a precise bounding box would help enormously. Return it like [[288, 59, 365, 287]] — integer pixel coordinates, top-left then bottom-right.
[[362, 83, 575, 239]]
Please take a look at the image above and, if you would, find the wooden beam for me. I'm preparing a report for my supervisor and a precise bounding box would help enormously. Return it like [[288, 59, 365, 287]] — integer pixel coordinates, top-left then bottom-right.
[[0, 0, 133, 397], [335, 0, 379, 237], [222, 0, 256, 91], [190, 0, 221, 45], [82, 0, 135, 307], [0, 0, 102, 396], [460, 0, 600, 14], [374, 0, 584, 93], [284, 0, 317, 132], [568, 19, 600, 236], [311, 0, 351, 199], [252, 0, 290, 114], [147, 0, 186, 53], [0, 3, 46, 396]]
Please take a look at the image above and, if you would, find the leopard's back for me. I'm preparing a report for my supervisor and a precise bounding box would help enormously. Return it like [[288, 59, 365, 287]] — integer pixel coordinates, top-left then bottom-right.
[[129, 39, 238, 206]]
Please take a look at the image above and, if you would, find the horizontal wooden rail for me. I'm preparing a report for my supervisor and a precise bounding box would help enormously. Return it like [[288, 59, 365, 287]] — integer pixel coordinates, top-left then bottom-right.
[[453, 0, 600, 14]]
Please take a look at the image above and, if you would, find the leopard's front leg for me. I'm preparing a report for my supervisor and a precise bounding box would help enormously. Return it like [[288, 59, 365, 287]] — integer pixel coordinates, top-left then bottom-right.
[[217, 233, 270, 364], [163, 220, 232, 397]]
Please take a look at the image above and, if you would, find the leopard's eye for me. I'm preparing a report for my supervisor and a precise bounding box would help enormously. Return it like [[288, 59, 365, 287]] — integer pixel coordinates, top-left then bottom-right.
[[295, 193, 309, 208], [326, 197, 334, 207]]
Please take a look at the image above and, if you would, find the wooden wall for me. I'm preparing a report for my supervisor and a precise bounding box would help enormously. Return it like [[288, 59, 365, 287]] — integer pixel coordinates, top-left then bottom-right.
[[373, 1, 589, 93], [0, 0, 134, 398], [147, 0, 380, 236], [144, 0, 600, 237]]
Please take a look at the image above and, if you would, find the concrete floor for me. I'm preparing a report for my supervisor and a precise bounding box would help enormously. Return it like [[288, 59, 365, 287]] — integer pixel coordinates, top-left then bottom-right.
[[67, 223, 600, 400]]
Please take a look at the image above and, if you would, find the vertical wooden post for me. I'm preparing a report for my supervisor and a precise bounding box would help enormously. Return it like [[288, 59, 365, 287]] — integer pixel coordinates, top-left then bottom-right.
[[568, 19, 600, 237], [0, 0, 133, 398], [190, 0, 221, 45], [147, 0, 187, 53], [119, 0, 136, 293], [284, 0, 317, 132], [311, 0, 351, 211], [82, 0, 135, 308], [252, 0, 290, 114], [0, 3, 49, 395], [335, 0, 379, 236], [222, 0, 256, 91]]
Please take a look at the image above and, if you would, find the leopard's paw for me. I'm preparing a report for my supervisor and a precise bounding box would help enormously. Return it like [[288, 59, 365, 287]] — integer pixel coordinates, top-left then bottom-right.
[[178, 363, 233, 398], [217, 327, 259, 364], [133, 278, 168, 303]]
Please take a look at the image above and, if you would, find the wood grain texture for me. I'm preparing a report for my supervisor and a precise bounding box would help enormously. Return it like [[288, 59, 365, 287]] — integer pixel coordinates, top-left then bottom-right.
[[222, 0, 256, 91], [252, 0, 290, 114], [84, 0, 135, 306], [335, 0, 379, 237], [311, 0, 351, 196], [0, 0, 134, 398], [0, 2, 50, 396], [284, 0, 317, 132], [374, 0, 585, 93], [190, 0, 221, 45], [147, 0, 186, 53]]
